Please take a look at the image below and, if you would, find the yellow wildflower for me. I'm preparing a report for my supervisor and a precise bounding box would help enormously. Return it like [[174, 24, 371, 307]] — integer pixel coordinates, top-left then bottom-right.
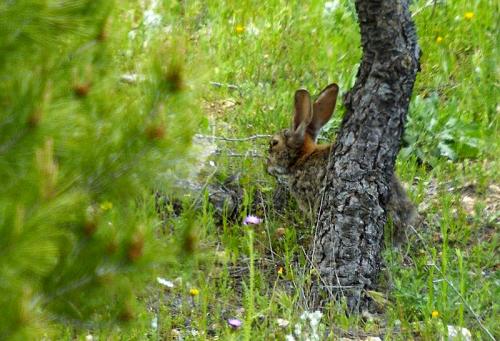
[[100, 201, 113, 211], [436, 36, 443, 43], [464, 12, 474, 20], [277, 267, 284, 275], [189, 288, 200, 296], [431, 310, 439, 318], [235, 24, 245, 34]]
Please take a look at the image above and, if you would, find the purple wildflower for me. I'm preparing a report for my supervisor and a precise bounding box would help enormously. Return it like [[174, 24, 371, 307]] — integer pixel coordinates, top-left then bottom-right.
[[243, 215, 262, 225], [228, 318, 242, 329]]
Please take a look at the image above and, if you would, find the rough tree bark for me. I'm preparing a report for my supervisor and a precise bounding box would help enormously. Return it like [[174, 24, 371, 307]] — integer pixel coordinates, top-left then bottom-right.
[[311, 0, 420, 309]]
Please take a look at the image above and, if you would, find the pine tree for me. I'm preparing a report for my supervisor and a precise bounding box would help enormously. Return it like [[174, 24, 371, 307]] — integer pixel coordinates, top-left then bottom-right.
[[0, 1, 199, 338]]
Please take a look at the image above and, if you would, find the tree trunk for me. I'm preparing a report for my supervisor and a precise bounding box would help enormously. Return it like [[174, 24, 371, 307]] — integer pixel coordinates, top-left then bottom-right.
[[311, 0, 420, 309]]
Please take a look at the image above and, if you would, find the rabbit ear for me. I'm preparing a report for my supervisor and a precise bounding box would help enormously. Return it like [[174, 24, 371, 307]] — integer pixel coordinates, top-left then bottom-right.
[[293, 89, 313, 131], [307, 83, 339, 141], [289, 89, 312, 147]]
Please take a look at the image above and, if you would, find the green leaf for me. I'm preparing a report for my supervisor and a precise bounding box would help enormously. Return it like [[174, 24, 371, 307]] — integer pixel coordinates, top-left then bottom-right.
[[437, 142, 457, 160]]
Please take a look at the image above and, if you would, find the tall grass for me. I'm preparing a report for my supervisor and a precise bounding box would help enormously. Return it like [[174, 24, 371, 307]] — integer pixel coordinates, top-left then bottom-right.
[[61, 0, 498, 339]]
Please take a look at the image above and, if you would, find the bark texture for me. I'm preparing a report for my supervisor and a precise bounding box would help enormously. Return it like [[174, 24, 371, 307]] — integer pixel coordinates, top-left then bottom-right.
[[312, 0, 420, 308]]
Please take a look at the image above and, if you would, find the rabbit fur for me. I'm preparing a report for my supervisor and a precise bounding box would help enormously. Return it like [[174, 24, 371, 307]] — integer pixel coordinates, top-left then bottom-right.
[[266, 84, 418, 234]]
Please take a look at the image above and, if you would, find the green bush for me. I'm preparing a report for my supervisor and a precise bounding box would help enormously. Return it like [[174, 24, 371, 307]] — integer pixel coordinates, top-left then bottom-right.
[[0, 1, 199, 339]]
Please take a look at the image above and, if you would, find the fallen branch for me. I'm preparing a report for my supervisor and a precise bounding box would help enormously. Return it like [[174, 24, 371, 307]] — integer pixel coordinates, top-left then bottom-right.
[[214, 149, 264, 158], [195, 133, 272, 142], [209, 81, 240, 90]]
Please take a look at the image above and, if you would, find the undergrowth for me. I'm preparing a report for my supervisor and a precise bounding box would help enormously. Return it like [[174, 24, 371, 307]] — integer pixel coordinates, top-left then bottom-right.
[[63, 0, 497, 340]]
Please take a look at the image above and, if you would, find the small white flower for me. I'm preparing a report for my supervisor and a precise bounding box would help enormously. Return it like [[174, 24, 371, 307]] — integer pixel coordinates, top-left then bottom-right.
[[276, 318, 290, 328], [144, 10, 162, 28], [309, 310, 323, 327], [294, 322, 302, 336], [323, 0, 340, 15], [247, 23, 261, 36], [447, 325, 472, 341], [285, 335, 296, 341], [85, 335, 93, 341], [163, 25, 173, 35], [300, 311, 310, 320], [128, 30, 137, 40], [120, 73, 139, 84], [157, 277, 174, 288], [151, 316, 158, 330]]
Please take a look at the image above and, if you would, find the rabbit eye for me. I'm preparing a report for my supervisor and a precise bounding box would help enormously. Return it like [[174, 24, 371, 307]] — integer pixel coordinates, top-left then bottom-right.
[[270, 139, 279, 147]]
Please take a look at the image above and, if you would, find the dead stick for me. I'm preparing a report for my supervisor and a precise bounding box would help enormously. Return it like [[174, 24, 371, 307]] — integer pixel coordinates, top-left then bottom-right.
[[195, 134, 272, 142]]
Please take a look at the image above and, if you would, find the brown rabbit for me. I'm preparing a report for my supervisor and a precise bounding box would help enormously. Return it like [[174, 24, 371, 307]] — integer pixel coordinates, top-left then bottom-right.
[[266, 84, 418, 235]]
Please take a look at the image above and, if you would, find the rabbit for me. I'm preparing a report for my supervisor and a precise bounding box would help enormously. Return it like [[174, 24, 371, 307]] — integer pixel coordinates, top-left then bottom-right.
[[266, 83, 418, 237]]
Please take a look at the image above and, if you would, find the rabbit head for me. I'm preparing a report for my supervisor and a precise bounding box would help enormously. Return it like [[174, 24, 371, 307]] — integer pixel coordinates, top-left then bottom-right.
[[266, 83, 339, 177]]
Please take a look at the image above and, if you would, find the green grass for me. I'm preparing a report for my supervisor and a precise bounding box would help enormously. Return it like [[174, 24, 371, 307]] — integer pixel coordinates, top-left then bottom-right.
[[64, 0, 498, 339]]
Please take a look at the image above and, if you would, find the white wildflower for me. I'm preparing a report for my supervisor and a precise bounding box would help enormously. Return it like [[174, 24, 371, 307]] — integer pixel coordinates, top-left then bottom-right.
[[294, 322, 302, 336], [163, 24, 173, 35], [447, 325, 472, 341], [296, 310, 324, 341], [151, 316, 158, 330], [157, 277, 174, 288], [120, 73, 142, 84], [309, 310, 323, 328], [144, 9, 162, 28], [128, 29, 137, 41], [323, 0, 340, 15], [277, 318, 290, 328], [247, 23, 261, 36]]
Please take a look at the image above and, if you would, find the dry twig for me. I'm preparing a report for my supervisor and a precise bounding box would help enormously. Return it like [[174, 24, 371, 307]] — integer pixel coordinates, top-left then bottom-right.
[[195, 134, 272, 142]]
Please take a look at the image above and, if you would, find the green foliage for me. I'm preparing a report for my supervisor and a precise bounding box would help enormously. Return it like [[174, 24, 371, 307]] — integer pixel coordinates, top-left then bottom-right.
[[151, 0, 497, 339], [402, 94, 484, 165], [0, 0, 199, 339], [1, 0, 498, 340]]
